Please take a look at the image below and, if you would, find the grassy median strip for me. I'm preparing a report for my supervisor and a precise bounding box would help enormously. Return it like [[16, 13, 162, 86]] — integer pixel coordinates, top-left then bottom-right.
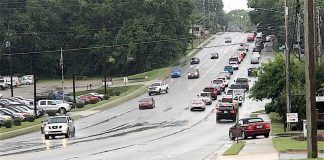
[[223, 141, 246, 156], [272, 137, 324, 152], [128, 67, 171, 81]]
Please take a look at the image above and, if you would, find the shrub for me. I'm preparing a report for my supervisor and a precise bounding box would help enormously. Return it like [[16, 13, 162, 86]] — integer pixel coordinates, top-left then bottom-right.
[[76, 102, 85, 108], [104, 94, 110, 100], [25, 115, 35, 122], [265, 102, 276, 114], [13, 118, 22, 126], [4, 120, 13, 128], [115, 91, 121, 96]]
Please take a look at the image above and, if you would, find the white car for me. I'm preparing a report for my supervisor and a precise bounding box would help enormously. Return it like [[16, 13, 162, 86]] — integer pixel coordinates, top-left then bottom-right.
[[0, 93, 2, 99], [230, 62, 239, 70], [217, 76, 229, 87], [42, 116, 75, 140], [37, 100, 71, 115], [148, 81, 169, 96], [189, 98, 206, 111], [199, 92, 212, 105], [20, 76, 33, 85]]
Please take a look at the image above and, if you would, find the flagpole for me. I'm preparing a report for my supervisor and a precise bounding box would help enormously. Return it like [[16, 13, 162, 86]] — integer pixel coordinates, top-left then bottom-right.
[[61, 47, 64, 103]]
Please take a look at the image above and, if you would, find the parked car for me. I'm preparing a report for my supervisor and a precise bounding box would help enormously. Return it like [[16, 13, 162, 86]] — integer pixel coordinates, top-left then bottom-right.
[[37, 100, 71, 115], [190, 57, 200, 65], [170, 68, 181, 78], [139, 97, 155, 110], [0, 93, 2, 99], [203, 86, 218, 100], [148, 81, 169, 96], [0, 99, 21, 105], [216, 103, 237, 122], [0, 108, 25, 120], [20, 76, 33, 85], [87, 92, 105, 100], [211, 52, 219, 59], [42, 115, 75, 140], [229, 117, 271, 140], [187, 68, 200, 79], [0, 78, 9, 90], [224, 66, 234, 75], [189, 98, 206, 111]]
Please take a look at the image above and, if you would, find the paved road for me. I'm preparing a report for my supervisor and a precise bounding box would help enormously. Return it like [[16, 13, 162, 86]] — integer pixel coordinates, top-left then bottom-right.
[[0, 32, 273, 160]]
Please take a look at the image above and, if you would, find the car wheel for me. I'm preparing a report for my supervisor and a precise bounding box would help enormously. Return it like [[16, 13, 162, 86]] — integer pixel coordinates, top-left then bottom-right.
[[242, 131, 247, 139], [44, 134, 49, 140], [148, 93, 151, 96], [26, 82, 30, 85], [166, 88, 169, 93], [65, 130, 70, 138], [59, 108, 67, 114], [264, 133, 270, 138], [158, 89, 161, 95], [229, 131, 236, 140]]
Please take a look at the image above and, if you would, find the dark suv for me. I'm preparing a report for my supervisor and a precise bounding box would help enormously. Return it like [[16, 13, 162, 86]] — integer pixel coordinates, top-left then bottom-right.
[[216, 103, 237, 122], [234, 78, 250, 91], [190, 57, 200, 65], [203, 86, 219, 100]]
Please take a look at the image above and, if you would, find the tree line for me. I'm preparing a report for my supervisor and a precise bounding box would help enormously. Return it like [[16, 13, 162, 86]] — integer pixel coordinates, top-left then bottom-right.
[[0, 0, 196, 79]]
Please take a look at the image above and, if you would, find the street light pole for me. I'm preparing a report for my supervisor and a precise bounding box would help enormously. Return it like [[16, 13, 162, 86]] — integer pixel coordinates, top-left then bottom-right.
[[6, 41, 13, 97]]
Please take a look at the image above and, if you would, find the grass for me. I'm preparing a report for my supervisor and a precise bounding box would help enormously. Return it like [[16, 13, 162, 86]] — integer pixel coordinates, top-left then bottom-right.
[[272, 137, 324, 152], [0, 117, 46, 133], [127, 67, 171, 81], [271, 123, 285, 135], [269, 112, 282, 123], [223, 141, 246, 156], [250, 109, 266, 118]]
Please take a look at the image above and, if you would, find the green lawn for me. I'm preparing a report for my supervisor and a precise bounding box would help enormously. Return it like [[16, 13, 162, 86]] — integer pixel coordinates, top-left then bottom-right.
[[0, 117, 45, 133], [223, 141, 246, 156], [271, 123, 285, 135], [272, 137, 324, 152], [250, 110, 266, 118], [127, 67, 171, 81]]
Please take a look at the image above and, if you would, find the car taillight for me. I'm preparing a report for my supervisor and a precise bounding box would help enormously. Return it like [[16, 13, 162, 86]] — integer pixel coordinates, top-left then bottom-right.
[[265, 123, 271, 129], [230, 110, 235, 114], [212, 90, 217, 94]]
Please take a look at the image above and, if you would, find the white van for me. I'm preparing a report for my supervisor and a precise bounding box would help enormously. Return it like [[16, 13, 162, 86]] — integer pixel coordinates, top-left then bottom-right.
[[20, 76, 33, 85]]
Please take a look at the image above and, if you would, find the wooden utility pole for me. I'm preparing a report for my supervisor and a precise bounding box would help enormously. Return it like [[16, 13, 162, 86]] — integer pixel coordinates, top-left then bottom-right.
[[284, 0, 291, 131], [304, 0, 318, 158]]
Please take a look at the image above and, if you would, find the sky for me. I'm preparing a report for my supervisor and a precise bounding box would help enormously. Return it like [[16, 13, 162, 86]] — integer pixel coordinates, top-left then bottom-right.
[[223, 0, 249, 13]]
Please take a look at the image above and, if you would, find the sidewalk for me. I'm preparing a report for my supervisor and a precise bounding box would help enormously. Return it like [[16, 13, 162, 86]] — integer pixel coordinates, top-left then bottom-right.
[[216, 114, 280, 160]]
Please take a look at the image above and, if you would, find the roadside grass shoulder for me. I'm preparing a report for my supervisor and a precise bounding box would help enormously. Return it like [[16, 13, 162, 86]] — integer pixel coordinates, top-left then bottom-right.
[[0, 117, 46, 133], [223, 141, 246, 156], [128, 67, 171, 81], [272, 137, 324, 152]]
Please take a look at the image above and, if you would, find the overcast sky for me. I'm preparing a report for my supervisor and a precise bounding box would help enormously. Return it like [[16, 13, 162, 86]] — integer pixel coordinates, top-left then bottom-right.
[[223, 0, 248, 13]]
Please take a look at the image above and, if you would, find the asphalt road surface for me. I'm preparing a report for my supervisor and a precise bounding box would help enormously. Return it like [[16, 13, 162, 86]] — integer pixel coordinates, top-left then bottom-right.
[[0, 32, 273, 160]]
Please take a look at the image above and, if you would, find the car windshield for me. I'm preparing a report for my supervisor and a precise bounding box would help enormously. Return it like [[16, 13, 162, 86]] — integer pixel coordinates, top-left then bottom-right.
[[140, 98, 152, 102], [229, 58, 237, 61], [192, 99, 202, 104], [247, 118, 264, 123], [213, 80, 223, 84], [188, 68, 197, 72], [172, 68, 180, 72], [222, 98, 232, 103], [48, 117, 68, 124], [219, 105, 233, 110], [236, 78, 248, 83], [203, 88, 213, 92], [227, 90, 233, 94], [224, 66, 232, 69], [200, 93, 210, 97], [151, 83, 161, 86]]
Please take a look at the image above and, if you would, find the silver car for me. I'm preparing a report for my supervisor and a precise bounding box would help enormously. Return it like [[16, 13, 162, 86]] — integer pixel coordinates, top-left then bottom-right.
[[199, 92, 212, 105], [42, 116, 75, 140]]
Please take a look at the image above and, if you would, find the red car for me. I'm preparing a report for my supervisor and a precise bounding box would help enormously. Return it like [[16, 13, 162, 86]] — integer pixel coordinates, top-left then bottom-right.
[[229, 117, 271, 140], [203, 86, 218, 100], [247, 34, 255, 42], [139, 97, 155, 110]]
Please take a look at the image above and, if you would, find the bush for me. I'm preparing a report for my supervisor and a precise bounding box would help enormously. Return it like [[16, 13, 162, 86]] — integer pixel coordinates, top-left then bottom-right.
[[76, 102, 85, 108], [115, 91, 121, 96], [265, 102, 276, 114], [13, 118, 22, 126], [4, 120, 13, 128], [25, 115, 35, 122], [104, 94, 110, 100]]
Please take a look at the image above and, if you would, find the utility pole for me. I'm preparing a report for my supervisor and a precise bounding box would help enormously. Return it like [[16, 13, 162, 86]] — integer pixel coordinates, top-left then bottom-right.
[[304, 0, 318, 158], [315, 7, 319, 63], [33, 32, 37, 116], [6, 41, 13, 97], [284, 0, 291, 131], [316, 7, 321, 63], [297, 13, 302, 59]]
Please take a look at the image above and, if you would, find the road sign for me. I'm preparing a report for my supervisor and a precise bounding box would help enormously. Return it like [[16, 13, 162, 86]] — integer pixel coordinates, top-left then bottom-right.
[[123, 77, 128, 83], [286, 113, 298, 122], [233, 89, 245, 103]]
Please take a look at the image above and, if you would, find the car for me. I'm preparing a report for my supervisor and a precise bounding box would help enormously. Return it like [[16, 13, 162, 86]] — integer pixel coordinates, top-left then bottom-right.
[[216, 103, 237, 122], [250, 56, 259, 64], [219, 71, 231, 80], [189, 98, 206, 111], [247, 34, 255, 42], [20, 76, 33, 85], [225, 37, 232, 43], [211, 79, 225, 91], [139, 97, 155, 110], [170, 68, 181, 78], [37, 100, 71, 115], [248, 68, 256, 77], [0, 93, 2, 98], [0, 99, 21, 106], [0, 78, 9, 90], [42, 116, 75, 140], [229, 84, 249, 92], [226, 89, 233, 95], [0, 108, 25, 120], [148, 81, 169, 96], [228, 117, 271, 140], [252, 52, 261, 59], [229, 57, 240, 64], [224, 66, 234, 75], [203, 86, 219, 99], [187, 68, 200, 79], [87, 92, 105, 100], [190, 57, 200, 65], [198, 92, 212, 105], [221, 94, 241, 107], [234, 78, 250, 91], [229, 62, 239, 70], [211, 52, 219, 59], [79, 95, 99, 104], [253, 47, 262, 53], [217, 76, 229, 87]]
